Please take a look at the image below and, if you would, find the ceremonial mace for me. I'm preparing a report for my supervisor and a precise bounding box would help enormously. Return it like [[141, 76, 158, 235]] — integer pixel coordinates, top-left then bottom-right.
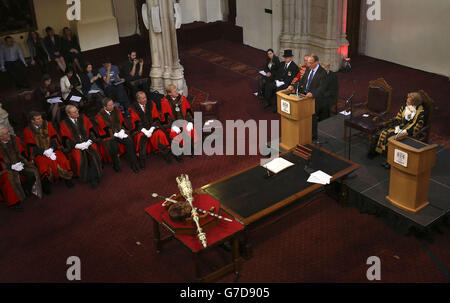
[[152, 193, 232, 222], [176, 174, 208, 248]]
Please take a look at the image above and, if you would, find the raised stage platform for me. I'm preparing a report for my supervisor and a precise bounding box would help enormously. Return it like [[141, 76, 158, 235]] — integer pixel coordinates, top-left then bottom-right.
[[316, 114, 450, 234]]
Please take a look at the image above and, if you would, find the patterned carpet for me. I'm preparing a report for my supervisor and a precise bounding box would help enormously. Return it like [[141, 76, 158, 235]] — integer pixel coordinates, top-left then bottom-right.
[[187, 86, 209, 110], [183, 48, 260, 80]]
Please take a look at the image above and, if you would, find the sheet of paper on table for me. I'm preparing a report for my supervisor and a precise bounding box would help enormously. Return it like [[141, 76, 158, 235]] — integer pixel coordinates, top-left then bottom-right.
[[70, 95, 82, 102], [262, 157, 294, 174], [47, 97, 62, 104], [307, 170, 332, 185], [88, 89, 100, 94]]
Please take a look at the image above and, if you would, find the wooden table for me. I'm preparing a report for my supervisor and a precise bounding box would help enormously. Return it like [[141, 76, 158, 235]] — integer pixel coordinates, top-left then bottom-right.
[[199, 144, 359, 256]]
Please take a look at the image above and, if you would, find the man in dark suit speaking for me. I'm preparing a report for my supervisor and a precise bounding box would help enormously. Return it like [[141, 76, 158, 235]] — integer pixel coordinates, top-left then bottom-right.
[[299, 55, 327, 140], [264, 49, 299, 113]]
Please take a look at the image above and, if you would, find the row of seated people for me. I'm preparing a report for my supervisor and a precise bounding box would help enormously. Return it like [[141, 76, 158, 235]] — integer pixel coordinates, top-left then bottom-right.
[[36, 50, 153, 125], [0, 84, 197, 211], [1, 30, 150, 113], [256, 49, 338, 140]]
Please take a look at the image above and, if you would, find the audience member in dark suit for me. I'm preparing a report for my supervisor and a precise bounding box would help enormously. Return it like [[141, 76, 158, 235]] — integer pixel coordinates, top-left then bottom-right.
[[62, 27, 84, 73], [121, 49, 150, 100], [299, 55, 327, 140], [27, 31, 51, 74], [323, 64, 338, 117], [34, 74, 61, 124], [0, 36, 30, 88], [257, 49, 280, 100], [263, 49, 299, 112], [43, 26, 66, 73]]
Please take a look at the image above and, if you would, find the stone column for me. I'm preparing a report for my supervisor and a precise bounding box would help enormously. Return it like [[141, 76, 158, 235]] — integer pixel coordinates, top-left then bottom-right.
[[146, 0, 188, 95], [279, 0, 349, 71]]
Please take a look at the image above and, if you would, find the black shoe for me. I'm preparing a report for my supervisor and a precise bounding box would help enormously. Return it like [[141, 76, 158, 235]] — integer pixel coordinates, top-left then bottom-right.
[[272, 107, 277, 113], [24, 189, 32, 197], [174, 155, 183, 163], [163, 153, 172, 164], [9, 202, 23, 212], [131, 163, 139, 174], [263, 102, 271, 109], [90, 178, 100, 189], [113, 157, 121, 172], [42, 178, 52, 195], [139, 159, 146, 169], [65, 179, 75, 188], [113, 164, 121, 173]]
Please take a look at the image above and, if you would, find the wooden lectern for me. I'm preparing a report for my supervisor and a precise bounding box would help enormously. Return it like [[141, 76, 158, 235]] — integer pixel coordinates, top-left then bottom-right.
[[276, 89, 315, 150], [386, 136, 438, 213]]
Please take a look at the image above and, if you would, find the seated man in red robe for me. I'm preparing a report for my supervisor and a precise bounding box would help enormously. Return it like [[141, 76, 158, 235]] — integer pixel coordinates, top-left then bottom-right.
[[160, 84, 198, 157], [129, 91, 181, 168], [0, 127, 42, 211], [23, 111, 74, 194], [59, 105, 103, 189], [96, 97, 139, 173]]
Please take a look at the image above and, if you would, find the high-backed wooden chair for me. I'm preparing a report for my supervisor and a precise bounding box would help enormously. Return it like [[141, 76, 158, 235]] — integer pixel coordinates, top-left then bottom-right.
[[344, 78, 393, 148], [199, 100, 220, 136], [199, 100, 220, 120]]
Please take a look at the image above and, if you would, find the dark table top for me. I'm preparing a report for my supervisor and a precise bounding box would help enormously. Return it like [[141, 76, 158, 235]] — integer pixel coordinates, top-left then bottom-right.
[[200, 145, 359, 224]]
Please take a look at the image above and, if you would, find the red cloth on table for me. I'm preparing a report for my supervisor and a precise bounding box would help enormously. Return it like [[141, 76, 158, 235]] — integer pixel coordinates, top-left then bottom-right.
[[145, 194, 244, 253]]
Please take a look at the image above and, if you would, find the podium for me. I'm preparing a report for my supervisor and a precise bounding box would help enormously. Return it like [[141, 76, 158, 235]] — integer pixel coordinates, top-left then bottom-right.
[[276, 89, 315, 150], [386, 136, 438, 213]]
